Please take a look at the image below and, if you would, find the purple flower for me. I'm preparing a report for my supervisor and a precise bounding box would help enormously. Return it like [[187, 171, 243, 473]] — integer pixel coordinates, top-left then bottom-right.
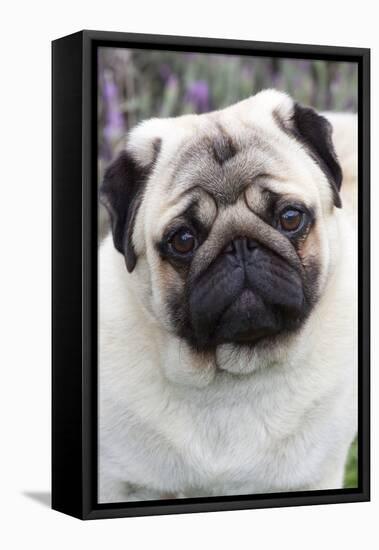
[[332, 72, 343, 86], [241, 65, 253, 81], [292, 74, 304, 89], [185, 80, 210, 113], [102, 71, 124, 142], [159, 63, 173, 83], [167, 74, 179, 90], [271, 72, 283, 88], [297, 59, 311, 72]]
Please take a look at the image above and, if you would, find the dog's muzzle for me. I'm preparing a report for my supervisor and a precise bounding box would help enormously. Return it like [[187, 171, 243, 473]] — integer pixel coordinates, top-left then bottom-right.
[[188, 236, 305, 349]]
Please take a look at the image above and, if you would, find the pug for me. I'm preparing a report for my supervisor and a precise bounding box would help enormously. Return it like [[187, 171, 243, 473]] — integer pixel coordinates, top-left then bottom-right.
[[99, 90, 357, 503]]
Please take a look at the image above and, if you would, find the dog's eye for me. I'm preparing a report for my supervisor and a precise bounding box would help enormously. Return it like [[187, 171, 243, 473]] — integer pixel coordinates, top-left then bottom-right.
[[170, 227, 197, 255], [279, 208, 304, 232]]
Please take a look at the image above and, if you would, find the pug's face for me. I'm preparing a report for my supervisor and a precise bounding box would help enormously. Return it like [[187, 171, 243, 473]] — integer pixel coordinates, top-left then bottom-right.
[[101, 91, 342, 369]]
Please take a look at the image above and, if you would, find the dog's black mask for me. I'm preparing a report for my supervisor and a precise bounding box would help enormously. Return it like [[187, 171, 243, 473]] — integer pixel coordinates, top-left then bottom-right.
[[188, 237, 306, 349]]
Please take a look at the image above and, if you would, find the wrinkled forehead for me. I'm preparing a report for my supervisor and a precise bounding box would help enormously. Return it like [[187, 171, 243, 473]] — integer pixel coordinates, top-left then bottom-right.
[[162, 119, 317, 205], [142, 115, 323, 237], [170, 124, 284, 203]]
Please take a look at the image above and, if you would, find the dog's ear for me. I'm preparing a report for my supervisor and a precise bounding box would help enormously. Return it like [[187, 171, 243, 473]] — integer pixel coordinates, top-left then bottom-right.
[[100, 128, 162, 273], [291, 103, 343, 208]]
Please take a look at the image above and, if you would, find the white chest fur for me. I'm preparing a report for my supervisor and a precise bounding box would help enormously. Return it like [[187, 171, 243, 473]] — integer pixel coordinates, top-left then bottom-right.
[[98, 234, 357, 503]]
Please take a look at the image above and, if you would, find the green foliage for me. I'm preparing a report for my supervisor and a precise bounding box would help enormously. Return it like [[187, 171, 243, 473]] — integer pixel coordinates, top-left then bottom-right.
[[98, 48, 358, 166], [344, 438, 358, 488]]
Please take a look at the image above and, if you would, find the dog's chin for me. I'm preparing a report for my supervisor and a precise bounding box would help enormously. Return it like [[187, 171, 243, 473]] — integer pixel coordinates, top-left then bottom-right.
[[214, 335, 289, 375], [211, 292, 299, 375], [214, 324, 279, 353]]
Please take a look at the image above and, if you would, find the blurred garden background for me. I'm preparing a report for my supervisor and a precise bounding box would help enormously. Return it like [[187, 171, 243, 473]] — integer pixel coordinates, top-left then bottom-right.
[[97, 47, 358, 489], [98, 47, 357, 168]]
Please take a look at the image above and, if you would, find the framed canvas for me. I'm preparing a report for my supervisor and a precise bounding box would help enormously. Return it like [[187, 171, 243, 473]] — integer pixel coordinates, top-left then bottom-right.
[[52, 30, 370, 520]]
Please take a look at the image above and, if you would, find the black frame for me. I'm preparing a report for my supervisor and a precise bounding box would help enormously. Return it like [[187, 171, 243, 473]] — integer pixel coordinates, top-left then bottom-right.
[[52, 30, 370, 520]]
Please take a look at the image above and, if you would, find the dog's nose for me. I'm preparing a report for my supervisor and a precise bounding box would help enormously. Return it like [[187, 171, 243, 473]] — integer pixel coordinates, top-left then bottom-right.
[[223, 237, 259, 256]]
